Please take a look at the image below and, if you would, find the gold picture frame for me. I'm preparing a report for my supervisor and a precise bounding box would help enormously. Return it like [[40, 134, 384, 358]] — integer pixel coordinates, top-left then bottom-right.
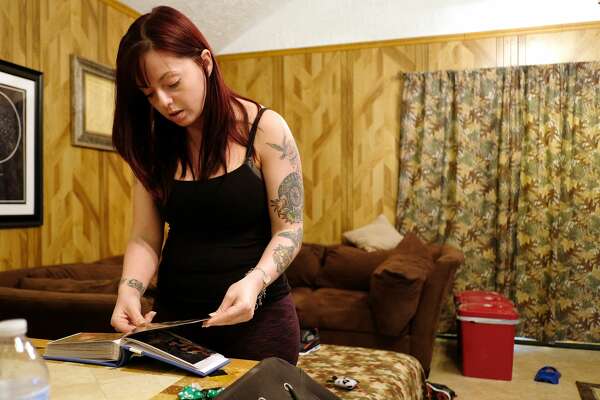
[[71, 55, 115, 151]]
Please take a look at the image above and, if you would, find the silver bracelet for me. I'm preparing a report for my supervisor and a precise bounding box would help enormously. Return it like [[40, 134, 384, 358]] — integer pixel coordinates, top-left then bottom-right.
[[246, 267, 268, 309]]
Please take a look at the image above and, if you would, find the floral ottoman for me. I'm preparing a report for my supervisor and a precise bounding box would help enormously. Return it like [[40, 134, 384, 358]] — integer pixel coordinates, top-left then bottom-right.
[[297, 344, 428, 400]]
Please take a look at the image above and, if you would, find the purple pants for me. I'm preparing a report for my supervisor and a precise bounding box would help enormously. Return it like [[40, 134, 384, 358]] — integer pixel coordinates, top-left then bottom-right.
[[155, 294, 300, 365]]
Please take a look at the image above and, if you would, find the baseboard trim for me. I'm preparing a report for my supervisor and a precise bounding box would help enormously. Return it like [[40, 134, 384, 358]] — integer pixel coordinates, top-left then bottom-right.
[[436, 333, 600, 351]]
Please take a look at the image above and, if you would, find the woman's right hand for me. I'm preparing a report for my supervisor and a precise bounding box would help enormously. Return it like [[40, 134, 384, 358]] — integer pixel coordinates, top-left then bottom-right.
[[110, 294, 156, 333]]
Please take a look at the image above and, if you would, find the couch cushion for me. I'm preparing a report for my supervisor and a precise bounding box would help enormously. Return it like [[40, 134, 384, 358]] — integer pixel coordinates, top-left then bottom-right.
[[369, 232, 434, 336], [312, 288, 376, 333], [291, 287, 320, 328], [286, 243, 326, 288], [342, 214, 403, 252], [18, 277, 120, 294], [26, 263, 122, 280], [94, 255, 124, 265], [426, 243, 444, 262], [316, 245, 393, 291]]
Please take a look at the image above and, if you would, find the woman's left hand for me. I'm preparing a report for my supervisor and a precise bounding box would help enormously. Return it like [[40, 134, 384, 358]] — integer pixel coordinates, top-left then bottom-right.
[[203, 271, 264, 327]]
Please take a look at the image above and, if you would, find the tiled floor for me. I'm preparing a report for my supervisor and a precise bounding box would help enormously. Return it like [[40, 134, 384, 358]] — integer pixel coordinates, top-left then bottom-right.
[[428, 338, 600, 400]]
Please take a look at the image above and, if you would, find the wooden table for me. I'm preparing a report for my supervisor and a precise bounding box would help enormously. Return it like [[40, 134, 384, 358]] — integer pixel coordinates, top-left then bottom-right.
[[32, 339, 256, 400]]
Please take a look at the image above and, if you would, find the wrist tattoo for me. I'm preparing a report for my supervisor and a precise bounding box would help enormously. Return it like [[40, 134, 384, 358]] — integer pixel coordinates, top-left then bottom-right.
[[119, 278, 145, 295]]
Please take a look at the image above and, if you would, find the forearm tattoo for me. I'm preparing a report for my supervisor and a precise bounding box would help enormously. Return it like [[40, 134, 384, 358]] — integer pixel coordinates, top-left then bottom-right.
[[273, 243, 295, 273], [274, 227, 303, 273], [270, 172, 304, 223], [119, 278, 145, 295], [278, 227, 303, 248]]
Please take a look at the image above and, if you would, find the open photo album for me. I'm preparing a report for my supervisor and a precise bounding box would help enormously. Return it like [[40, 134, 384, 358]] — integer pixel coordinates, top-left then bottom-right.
[[43, 319, 229, 376]]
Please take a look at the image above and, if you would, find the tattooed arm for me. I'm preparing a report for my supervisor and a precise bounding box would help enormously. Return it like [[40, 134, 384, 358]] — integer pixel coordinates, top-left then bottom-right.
[[252, 110, 304, 279], [205, 109, 304, 327], [110, 179, 162, 332]]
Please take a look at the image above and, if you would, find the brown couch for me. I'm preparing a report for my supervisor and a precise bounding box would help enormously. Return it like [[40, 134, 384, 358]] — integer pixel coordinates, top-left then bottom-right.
[[0, 234, 462, 375], [0, 255, 153, 339], [286, 233, 464, 375]]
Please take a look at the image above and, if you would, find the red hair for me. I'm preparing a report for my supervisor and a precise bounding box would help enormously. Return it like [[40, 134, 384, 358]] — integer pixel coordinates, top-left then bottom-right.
[[112, 6, 257, 204]]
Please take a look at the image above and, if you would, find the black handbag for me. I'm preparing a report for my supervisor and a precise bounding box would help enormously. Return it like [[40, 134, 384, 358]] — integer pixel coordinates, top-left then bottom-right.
[[216, 357, 341, 400]]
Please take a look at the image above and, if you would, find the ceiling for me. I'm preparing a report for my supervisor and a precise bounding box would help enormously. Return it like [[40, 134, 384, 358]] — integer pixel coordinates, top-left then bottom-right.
[[119, 0, 600, 55], [119, 0, 289, 53]]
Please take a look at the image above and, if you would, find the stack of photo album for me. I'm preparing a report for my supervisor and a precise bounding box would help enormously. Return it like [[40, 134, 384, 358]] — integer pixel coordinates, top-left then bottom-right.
[[43, 319, 229, 376]]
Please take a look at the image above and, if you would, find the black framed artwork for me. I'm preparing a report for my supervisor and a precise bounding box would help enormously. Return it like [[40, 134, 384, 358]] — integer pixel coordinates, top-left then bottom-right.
[[0, 59, 43, 228]]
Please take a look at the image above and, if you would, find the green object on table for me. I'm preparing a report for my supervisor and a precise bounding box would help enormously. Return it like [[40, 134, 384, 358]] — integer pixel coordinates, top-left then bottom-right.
[[205, 388, 223, 398], [177, 384, 205, 400], [177, 384, 223, 400]]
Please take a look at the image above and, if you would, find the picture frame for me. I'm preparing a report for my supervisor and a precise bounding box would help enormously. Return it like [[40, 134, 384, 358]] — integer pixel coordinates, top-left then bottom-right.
[[0, 59, 43, 228], [70, 55, 116, 151]]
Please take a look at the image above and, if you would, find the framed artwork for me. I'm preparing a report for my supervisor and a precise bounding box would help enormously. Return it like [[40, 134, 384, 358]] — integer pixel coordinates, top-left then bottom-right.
[[0, 59, 43, 228], [71, 55, 116, 151]]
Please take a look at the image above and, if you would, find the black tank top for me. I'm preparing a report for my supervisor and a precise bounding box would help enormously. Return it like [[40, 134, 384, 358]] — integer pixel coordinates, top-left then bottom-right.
[[156, 107, 291, 312]]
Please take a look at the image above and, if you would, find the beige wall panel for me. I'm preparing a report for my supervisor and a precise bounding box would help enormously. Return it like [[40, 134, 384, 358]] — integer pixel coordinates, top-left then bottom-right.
[[428, 38, 497, 71], [0, 0, 28, 65], [283, 52, 343, 244], [40, 0, 102, 264], [2, 2, 598, 267], [102, 3, 134, 66], [72, 0, 103, 262], [99, 4, 135, 257], [0, 0, 134, 270], [496, 36, 520, 67], [0, 0, 42, 270], [105, 153, 133, 255], [522, 28, 600, 65], [219, 57, 275, 110], [0, 228, 41, 271], [350, 46, 420, 229], [40, 0, 73, 264]]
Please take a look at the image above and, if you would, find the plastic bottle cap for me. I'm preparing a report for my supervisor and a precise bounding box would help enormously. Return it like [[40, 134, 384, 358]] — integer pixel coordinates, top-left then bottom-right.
[[0, 319, 27, 337]]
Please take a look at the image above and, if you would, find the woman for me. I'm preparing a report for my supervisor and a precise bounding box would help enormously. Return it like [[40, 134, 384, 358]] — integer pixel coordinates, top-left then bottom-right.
[[109, 6, 303, 365]]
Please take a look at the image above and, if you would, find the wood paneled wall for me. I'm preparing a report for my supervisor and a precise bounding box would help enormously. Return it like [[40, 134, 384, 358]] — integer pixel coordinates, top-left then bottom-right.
[[218, 23, 600, 244], [0, 0, 137, 271], [2, 4, 599, 270]]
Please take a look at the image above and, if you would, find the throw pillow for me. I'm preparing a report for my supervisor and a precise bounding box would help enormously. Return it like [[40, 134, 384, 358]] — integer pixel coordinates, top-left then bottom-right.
[[315, 245, 393, 291], [18, 277, 120, 294], [369, 232, 434, 336], [342, 214, 403, 252]]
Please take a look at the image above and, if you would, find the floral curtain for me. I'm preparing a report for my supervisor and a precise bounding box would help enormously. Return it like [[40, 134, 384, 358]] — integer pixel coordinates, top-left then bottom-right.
[[397, 62, 600, 343]]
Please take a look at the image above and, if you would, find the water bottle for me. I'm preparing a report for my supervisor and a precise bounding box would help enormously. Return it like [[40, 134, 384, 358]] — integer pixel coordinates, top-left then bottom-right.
[[0, 319, 50, 399]]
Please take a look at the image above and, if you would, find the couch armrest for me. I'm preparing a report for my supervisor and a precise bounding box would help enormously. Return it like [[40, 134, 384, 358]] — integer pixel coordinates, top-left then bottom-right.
[[409, 245, 463, 375], [0, 288, 154, 339], [0, 268, 32, 288], [369, 256, 429, 336]]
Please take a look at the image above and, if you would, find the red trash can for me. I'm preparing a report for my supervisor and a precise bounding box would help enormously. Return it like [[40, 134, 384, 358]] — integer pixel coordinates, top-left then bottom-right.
[[454, 290, 513, 306], [457, 302, 519, 380], [454, 290, 514, 365]]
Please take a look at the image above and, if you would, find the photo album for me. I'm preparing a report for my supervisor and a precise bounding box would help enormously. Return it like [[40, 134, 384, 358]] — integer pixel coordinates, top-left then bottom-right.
[[43, 319, 229, 376]]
